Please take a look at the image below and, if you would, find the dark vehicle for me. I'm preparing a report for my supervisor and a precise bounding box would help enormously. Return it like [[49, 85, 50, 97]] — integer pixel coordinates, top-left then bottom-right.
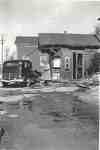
[[1, 60, 41, 87]]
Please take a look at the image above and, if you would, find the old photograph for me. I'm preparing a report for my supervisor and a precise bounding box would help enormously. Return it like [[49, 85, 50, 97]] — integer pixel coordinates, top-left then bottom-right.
[[0, 0, 99, 150]]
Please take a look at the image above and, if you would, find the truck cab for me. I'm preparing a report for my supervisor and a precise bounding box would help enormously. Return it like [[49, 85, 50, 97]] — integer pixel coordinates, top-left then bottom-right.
[[1, 60, 40, 87]]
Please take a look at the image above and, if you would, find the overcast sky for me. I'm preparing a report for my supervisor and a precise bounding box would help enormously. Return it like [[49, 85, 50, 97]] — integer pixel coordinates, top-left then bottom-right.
[[0, 0, 100, 61], [0, 0, 100, 35]]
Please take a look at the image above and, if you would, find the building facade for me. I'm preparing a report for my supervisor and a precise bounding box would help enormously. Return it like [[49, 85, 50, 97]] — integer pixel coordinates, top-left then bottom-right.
[[15, 33, 100, 81], [15, 36, 41, 71]]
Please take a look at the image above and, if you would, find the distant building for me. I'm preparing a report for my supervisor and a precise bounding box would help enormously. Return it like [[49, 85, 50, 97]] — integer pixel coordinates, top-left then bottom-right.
[[15, 33, 100, 81], [15, 36, 41, 71]]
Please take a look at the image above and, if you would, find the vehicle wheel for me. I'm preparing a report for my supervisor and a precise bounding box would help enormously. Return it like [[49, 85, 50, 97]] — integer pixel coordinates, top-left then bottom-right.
[[44, 80, 49, 86], [2, 82, 8, 87]]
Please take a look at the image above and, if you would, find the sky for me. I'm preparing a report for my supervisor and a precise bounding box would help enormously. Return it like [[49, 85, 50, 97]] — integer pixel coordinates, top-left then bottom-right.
[[0, 0, 100, 62]]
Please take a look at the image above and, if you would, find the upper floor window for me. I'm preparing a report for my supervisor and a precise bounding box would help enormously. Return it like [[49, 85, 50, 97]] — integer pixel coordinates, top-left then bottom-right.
[[33, 39, 38, 48], [65, 56, 71, 70]]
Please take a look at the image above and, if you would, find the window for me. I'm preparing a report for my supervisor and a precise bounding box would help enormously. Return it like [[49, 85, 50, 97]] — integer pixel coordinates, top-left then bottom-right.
[[4, 62, 19, 67], [78, 54, 82, 66], [40, 55, 48, 66], [24, 62, 28, 68], [52, 58, 61, 68], [40, 55, 49, 69], [33, 39, 38, 48], [65, 56, 71, 70]]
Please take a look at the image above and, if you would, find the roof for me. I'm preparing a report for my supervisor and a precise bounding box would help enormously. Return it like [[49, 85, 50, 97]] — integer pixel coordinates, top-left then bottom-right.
[[39, 33, 100, 48], [15, 36, 38, 44], [15, 33, 100, 49], [4, 59, 32, 64], [95, 33, 100, 42]]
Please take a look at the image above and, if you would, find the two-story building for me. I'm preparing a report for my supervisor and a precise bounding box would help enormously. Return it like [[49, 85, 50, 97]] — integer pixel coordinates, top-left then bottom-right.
[[39, 33, 100, 80], [15, 36, 41, 71], [15, 33, 100, 81]]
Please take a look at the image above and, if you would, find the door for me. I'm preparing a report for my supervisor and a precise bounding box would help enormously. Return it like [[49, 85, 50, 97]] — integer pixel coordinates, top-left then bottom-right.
[[77, 54, 83, 79], [52, 69, 60, 80], [73, 52, 83, 80], [52, 57, 61, 80], [73, 52, 76, 79]]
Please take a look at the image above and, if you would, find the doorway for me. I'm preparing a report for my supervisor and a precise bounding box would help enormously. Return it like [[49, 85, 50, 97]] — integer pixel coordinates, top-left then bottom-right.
[[51, 57, 61, 80], [73, 52, 84, 80]]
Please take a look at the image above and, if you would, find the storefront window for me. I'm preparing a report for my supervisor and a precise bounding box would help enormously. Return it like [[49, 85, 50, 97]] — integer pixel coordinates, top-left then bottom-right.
[[52, 57, 61, 68]]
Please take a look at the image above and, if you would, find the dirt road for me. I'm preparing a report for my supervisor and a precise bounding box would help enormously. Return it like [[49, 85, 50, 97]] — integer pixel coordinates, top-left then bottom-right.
[[0, 86, 99, 150]]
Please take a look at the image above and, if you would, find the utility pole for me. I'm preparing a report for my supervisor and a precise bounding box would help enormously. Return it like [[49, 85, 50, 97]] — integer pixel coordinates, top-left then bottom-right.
[[0, 35, 6, 78], [1, 35, 4, 65], [97, 18, 100, 72], [5, 48, 8, 61]]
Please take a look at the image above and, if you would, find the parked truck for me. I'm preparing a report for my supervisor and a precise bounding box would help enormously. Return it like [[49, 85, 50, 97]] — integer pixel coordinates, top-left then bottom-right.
[[1, 60, 41, 87]]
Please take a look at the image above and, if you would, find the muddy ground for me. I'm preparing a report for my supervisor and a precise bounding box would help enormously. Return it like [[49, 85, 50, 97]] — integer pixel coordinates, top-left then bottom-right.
[[0, 85, 99, 150]]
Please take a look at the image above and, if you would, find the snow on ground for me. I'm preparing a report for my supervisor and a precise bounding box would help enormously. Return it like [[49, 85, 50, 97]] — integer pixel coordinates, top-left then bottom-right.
[[0, 85, 79, 103], [73, 86, 99, 106], [0, 84, 99, 107], [0, 84, 98, 150], [55, 86, 78, 92], [0, 95, 24, 103]]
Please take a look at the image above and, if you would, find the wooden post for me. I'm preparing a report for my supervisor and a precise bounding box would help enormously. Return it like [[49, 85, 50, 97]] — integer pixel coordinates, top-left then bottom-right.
[[76, 53, 78, 80], [72, 52, 73, 80], [1, 35, 5, 78], [82, 54, 84, 79]]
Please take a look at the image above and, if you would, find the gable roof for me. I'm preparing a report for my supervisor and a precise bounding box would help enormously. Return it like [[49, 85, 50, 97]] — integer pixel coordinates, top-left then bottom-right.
[[39, 33, 100, 48], [15, 36, 38, 44]]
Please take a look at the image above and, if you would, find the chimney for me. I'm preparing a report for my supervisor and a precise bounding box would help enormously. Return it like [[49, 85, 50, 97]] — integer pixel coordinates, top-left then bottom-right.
[[97, 17, 100, 21], [64, 30, 67, 34]]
